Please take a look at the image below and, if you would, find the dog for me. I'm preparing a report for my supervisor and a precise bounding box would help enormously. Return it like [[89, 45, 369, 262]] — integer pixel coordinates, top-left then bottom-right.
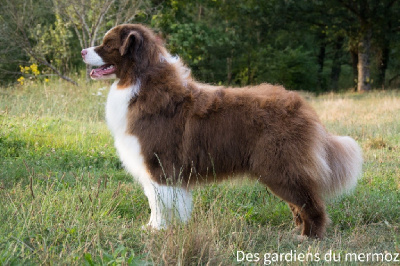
[[81, 24, 362, 238]]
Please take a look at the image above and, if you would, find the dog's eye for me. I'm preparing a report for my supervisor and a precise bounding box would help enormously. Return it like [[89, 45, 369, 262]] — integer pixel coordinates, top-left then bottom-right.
[[105, 44, 112, 50]]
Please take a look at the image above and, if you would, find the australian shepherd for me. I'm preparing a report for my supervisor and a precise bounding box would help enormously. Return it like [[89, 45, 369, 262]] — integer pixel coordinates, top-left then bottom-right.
[[81, 24, 362, 239]]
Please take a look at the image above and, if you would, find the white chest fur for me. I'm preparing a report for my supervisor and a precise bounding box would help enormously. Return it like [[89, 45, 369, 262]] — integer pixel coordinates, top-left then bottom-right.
[[105, 82, 138, 136], [105, 81, 192, 229], [105, 82, 150, 185]]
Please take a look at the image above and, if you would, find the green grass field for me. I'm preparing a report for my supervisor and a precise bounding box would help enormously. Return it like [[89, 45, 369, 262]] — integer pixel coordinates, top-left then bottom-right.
[[1, 78, 399, 265]]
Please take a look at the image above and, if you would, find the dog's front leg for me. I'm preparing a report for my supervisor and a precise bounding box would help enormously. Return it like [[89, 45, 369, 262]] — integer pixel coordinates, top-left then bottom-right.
[[143, 181, 193, 230]]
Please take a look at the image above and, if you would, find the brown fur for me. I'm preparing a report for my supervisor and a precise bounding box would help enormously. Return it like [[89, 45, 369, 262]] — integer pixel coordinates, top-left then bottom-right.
[[93, 24, 362, 238]]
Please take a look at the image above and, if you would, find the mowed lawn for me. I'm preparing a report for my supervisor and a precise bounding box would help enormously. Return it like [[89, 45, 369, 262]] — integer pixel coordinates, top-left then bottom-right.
[[1, 79, 399, 265]]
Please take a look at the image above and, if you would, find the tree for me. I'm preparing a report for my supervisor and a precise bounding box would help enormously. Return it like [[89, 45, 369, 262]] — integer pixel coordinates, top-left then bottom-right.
[[1, 0, 399, 91], [373, 1, 400, 88], [154, 0, 319, 90], [0, 0, 77, 85], [335, 0, 400, 91]]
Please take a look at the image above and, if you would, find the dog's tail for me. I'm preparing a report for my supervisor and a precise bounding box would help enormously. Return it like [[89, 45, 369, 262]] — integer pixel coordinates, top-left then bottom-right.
[[319, 135, 363, 198]]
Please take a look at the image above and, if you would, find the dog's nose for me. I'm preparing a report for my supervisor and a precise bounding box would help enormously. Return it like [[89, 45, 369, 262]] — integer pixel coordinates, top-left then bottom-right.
[[81, 49, 88, 58]]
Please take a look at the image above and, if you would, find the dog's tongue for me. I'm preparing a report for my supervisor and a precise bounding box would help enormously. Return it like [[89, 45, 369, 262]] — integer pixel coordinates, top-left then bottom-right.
[[90, 64, 115, 78]]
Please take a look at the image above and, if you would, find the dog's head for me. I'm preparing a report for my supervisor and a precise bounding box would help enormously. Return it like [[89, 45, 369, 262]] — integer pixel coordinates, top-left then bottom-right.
[[81, 24, 161, 85]]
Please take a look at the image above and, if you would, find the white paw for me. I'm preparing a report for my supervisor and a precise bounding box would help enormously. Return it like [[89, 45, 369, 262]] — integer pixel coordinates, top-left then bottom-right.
[[142, 218, 167, 231]]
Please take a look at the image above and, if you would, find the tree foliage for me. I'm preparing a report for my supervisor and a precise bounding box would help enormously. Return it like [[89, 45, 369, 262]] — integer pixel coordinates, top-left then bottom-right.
[[1, 0, 400, 90]]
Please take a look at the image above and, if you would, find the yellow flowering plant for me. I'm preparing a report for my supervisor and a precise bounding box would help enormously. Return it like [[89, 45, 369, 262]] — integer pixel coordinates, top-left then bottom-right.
[[18, 63, 49, 85], [17, 76, 25, 85]]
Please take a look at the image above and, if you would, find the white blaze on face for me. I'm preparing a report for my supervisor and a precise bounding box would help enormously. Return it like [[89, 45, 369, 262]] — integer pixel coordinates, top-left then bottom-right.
[[83, 47, 105, 66]]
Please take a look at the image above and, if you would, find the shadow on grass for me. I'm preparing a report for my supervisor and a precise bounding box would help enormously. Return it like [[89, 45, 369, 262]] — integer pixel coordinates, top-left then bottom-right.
[[0, 133, 128, 188]]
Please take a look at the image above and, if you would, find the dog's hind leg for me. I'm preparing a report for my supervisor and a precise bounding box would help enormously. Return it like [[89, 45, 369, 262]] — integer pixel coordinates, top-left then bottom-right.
[[288, 203, 303, 229], [262, 178, 328, 239], [298, 194, 327, 239]]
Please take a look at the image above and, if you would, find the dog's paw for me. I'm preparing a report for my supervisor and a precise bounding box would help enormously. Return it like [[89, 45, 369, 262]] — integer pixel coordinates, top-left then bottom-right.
[[142, 220, 167, 231]]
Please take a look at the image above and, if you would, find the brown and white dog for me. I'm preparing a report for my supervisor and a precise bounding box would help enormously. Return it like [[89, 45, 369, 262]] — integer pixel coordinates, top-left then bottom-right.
[[81, 24, 362, 238]]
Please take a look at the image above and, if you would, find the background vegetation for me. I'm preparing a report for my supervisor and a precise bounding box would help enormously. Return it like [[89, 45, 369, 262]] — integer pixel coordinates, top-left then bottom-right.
[[1, 0, 400, 91]]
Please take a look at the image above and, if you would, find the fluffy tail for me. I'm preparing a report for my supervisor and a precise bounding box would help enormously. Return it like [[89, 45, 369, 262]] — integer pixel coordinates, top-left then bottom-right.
[[322, 135, 363, 198]]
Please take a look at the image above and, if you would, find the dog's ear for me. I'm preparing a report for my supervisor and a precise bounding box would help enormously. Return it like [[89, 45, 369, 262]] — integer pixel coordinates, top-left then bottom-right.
[[120, 31, 143, 57]]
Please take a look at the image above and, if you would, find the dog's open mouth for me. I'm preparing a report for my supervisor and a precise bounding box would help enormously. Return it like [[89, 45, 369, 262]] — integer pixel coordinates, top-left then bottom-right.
[[90, 64, 116, 79]]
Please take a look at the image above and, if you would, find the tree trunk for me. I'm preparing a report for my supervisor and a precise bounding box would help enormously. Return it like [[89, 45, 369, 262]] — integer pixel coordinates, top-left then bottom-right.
[[377, 0, 395, 89], [350, 49, 358, 90], [317, 32, 326, 90], [330, 36, 344, 91], [357, 28, 372, 91], [377, 40, 389, 89]]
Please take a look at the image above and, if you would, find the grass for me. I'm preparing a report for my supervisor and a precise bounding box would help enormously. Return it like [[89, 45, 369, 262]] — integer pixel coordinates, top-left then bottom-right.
[[1, 78, 399, 265]]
